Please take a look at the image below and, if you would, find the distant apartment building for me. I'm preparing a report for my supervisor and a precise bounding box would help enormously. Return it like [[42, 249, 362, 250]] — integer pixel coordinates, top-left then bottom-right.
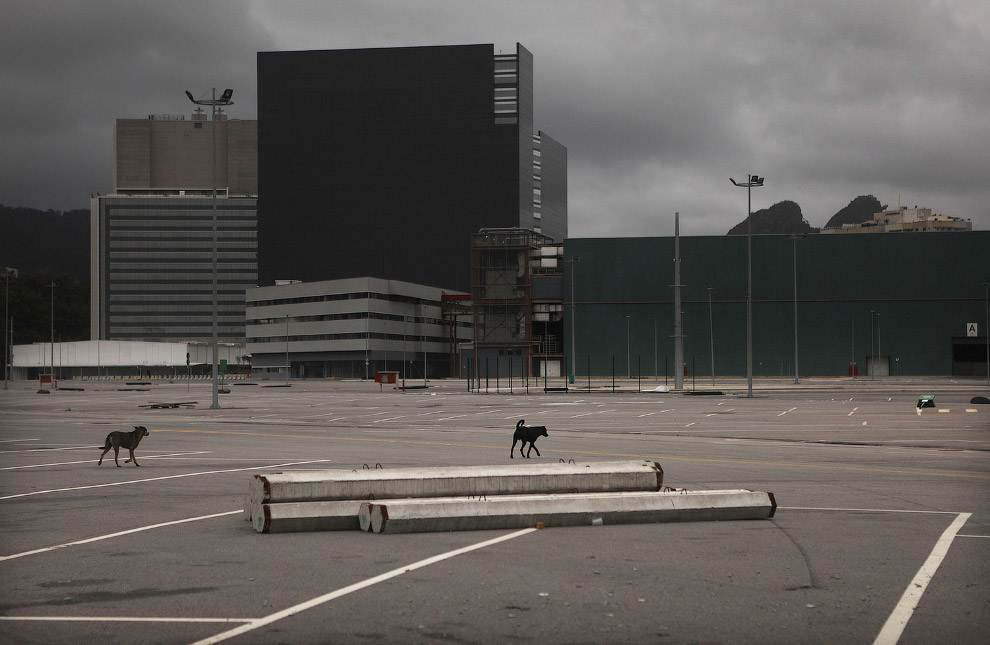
[[256, 43, 567, 292], [822, 206, 972, 234], [91, 112, 258, 343]]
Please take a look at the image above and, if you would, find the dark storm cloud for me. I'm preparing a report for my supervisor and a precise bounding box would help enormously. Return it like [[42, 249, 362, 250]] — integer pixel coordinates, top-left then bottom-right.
[[2, 0, 987, 236], [0, 1, 274, 209]]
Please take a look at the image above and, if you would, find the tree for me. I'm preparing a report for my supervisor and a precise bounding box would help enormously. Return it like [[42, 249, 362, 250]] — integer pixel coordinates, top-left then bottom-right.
[[6, 270, 89, 346]]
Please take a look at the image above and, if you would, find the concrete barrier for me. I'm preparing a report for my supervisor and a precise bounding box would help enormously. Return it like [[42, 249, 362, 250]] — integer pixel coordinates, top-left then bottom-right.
[[253, 501, 364, 533], [359, 489, 777, 534], [248, 460, 664, 511]]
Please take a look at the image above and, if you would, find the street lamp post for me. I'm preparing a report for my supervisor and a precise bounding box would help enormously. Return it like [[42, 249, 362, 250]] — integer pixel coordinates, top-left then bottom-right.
[[653, 315, 658, 381], [730, 174, 764, 397], [672, 212, 684, 391], [870, 310, 875, 379], [185, 88, 233, 410], [566, 256, 581, 381], [984, 282, 989, 385], [791, 234, 806, 384], [3, 268, 9, 390], [625, 315, 631, 379], [707, 287, 715, 386], [877, 311, 890, 376], [49, 281, 56, 385]]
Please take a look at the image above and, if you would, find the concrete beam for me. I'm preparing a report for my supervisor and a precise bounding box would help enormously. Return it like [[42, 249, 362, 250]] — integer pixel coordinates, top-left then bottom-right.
[[253, 501, 364, 533], [359, 489, 776, 534], [248, 460, 664, 511]]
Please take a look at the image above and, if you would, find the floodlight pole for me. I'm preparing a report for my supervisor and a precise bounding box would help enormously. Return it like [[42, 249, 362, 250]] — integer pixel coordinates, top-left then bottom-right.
[[3, 268, 9, 390], [566, 256, 581, 382], [730, 174, 764, 397], [985, 282, 989, 386], [672, 212, 684, 391], [625, 315, 631, 379], [185, 88, 233, 410], [708, 287, 715, 386], [791, 234, 806, 384], [49, 281, 56, 384]]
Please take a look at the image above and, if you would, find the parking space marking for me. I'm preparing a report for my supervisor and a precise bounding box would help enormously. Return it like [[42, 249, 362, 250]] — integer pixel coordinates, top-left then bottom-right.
[[0, 510, 241, 561], [192, 527, 538, 645], [777, 407, 797, 417], [0, 451, 210, 471], [0, 616, 256, 623], [0, 445, 98, 454], [873, 512, 972, 645], [0, 459, 333, 501]]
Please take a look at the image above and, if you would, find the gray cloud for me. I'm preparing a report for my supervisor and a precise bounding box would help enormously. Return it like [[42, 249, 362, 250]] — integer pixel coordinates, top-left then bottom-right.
[[2, 0, 987, 236]]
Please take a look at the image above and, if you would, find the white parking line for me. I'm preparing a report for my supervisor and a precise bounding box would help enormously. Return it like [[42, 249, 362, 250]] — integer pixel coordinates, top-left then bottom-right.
[[777, 407, 797, 417], [0, 617, 256, 623], [0, 451, 210, 471], [0, 460, 332, 501], [372, 416, 405, 423], [0, 510, 242, 561], [873, 512, 972, 645], [192, 528, 538, 645], [637, 412, 656, 418], [0, 445, 98, 454]]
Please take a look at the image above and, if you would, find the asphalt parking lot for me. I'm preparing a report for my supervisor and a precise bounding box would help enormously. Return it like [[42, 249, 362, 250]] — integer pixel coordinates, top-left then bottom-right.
[[1, 376, 988, 644]]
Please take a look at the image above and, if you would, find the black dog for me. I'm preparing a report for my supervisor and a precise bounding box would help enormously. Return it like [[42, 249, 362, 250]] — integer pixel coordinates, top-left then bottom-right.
[[98, 426, 150, 467], [511, 419, 548, 459]]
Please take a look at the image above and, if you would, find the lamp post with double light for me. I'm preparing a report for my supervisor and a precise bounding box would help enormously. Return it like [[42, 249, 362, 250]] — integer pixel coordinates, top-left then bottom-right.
[[730, 174, 764, 397], [185, 88, 233, 410]]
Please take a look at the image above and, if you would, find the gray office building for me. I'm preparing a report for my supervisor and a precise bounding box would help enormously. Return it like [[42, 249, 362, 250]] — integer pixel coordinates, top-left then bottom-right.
[[91, 113, 258, 343]]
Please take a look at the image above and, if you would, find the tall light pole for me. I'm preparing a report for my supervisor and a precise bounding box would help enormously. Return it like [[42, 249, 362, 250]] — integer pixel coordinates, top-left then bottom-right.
[[625, 315, 631, 379], [49, 281, 56, 384], [653, 314, 658, 381], [672, 212, 684, 391], [708, 287, 715, 386], [566, 256, 581, 381], [877, 311, 890, 376], [185, 88, 233, 410], [791, 234, 806, 384], [984, 282, 989, 386], [3, 268, 10, 390], [730, 174, 764, 397], [850, 314, 855, 376], [869, 310, 875, 379]]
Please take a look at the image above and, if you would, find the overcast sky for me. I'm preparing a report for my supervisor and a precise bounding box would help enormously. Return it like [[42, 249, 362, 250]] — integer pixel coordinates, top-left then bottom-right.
[[2, 0, 988, 236]]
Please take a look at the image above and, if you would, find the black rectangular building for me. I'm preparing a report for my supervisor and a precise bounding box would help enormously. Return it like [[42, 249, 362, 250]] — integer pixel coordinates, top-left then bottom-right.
[[257, 43, 566, 292]]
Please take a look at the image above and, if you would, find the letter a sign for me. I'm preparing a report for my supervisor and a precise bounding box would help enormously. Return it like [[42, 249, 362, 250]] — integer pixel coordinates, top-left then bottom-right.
[[967, 322, 978, 337]]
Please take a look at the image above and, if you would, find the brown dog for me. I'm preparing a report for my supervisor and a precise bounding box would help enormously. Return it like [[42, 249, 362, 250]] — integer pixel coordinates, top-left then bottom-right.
[[98, 426, 150, 467]]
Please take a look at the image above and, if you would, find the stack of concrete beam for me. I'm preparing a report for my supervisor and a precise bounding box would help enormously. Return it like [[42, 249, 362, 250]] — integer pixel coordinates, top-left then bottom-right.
[[246, 460, 776, 534]]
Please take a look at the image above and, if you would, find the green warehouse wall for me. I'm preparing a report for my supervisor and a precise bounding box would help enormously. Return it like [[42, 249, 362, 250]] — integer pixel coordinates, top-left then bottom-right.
[[564, 231, 989, 378]]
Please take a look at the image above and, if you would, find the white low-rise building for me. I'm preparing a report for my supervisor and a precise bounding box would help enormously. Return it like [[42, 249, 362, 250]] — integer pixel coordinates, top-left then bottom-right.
[[11, 339, 247, 380]]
